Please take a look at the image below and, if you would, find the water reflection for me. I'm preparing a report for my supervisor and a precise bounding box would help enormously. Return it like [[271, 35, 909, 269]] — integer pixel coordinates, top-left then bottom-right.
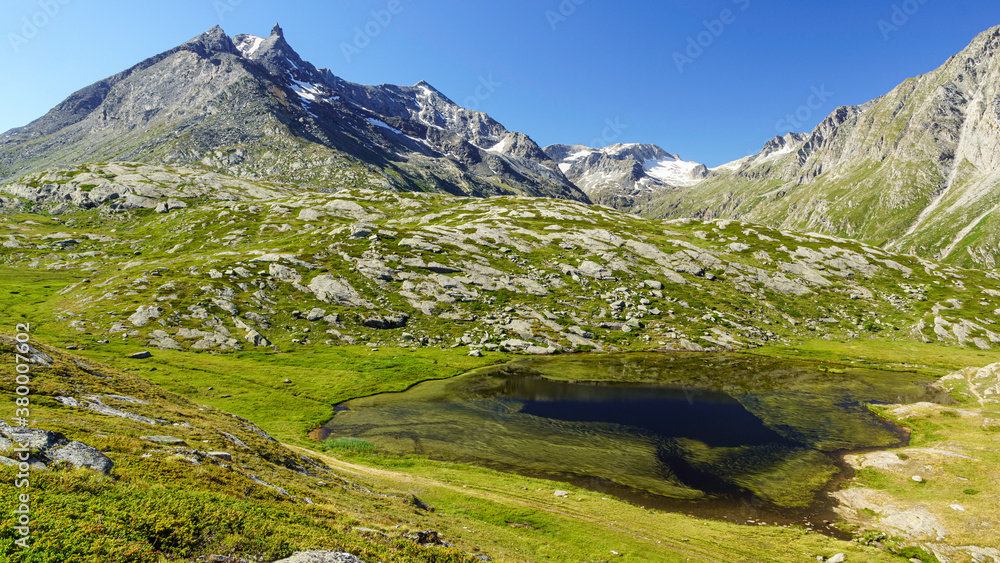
[[322, 353, 945, 519]]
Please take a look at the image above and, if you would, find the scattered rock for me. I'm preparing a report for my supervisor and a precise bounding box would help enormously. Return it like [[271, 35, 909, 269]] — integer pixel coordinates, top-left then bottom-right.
[[141, 436, 186, 445], [272, 552, 367, 563], [128, 351, 153, 359]]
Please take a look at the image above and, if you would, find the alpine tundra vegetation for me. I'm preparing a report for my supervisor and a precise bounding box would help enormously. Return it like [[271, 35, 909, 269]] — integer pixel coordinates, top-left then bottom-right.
[[1, 20, 1000, 563]]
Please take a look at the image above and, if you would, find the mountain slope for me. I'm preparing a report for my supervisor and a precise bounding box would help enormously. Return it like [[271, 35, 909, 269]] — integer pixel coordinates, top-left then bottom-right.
[[4, 166, 1000, 357], [0, 25, 586, 202], [644, 26, 1000, 268], [545, 143, 707, 209]]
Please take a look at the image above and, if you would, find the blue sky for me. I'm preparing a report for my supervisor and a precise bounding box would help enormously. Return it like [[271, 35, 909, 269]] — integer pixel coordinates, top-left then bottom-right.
[[2, 0, 998, 166]]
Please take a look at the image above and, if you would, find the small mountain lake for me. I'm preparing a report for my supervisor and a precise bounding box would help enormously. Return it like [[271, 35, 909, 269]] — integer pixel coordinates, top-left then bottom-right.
[[319, 353, 949, 531]]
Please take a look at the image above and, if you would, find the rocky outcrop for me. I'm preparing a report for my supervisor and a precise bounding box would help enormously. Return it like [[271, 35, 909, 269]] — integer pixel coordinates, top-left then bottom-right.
[[0, 423, 113, 475]]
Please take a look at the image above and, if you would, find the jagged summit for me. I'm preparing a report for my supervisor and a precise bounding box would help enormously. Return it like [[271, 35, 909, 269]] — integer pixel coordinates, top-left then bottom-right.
[[0, 25, 587, 202]]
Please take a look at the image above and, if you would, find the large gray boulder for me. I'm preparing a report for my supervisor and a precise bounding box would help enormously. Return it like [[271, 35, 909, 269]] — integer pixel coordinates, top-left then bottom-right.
[[578, 260, 616, 280], [46, 441, 114, 475], [308, 275, 372, 308], [246, 329, 271, 347], [0, 423, 70, 450], [362, 313, 409, 330], [128, 305, 164, 327]]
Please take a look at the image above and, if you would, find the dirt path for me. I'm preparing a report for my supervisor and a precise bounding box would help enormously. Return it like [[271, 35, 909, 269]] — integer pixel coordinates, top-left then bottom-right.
[[288, 444, 726, 562]]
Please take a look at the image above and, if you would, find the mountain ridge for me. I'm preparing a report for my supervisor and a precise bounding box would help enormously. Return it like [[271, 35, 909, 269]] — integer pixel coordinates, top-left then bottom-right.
[[642, 25, 1000, 268], [0, 25, 587, 203]]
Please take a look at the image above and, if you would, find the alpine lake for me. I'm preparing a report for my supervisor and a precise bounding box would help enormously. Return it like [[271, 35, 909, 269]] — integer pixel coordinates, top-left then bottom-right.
[[318, 353, 951, 533]]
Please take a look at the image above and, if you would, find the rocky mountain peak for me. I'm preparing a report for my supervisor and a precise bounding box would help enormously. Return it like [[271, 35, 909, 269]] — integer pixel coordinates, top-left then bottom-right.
[[232, 25, 319, 86], [181, 25, 240, 58], [0, 24, 587, 203]]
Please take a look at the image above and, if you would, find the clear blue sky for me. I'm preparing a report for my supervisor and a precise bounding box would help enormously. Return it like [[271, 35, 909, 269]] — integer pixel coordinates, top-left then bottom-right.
[[2, 0, 998, 166]]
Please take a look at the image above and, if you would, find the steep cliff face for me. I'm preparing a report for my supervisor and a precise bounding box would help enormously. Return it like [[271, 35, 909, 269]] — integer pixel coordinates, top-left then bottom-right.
[[646, 26, 1000, 268]]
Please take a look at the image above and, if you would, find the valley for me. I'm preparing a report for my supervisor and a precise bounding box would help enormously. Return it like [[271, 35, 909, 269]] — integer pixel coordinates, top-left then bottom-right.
[[1, 18, 1000, 563]]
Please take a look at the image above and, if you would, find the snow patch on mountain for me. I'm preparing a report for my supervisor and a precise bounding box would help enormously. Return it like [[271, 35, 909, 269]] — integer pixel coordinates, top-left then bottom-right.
[[644, 156, 707, 188], [366, 118, 403, 135]]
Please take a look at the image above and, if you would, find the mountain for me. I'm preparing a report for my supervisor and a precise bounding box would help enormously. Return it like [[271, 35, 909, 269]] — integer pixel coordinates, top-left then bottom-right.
[[643, 25, 1000, 269], [0, 25, 586, 202], [544, 143, 708, 209]]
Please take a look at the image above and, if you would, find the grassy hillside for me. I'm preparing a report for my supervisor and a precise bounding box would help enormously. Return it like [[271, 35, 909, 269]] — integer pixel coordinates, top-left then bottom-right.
[[3, 163, 1000, 561]]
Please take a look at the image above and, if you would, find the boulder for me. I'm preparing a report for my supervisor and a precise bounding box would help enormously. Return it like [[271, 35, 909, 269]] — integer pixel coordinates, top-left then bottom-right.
[[499, 339, 531, 351], [246, 330, 271, 347], [362, 313, 409, 330], [50, 202, 73, 215], [309, 275, 372, 308], [349, 224, 372, 239], [305, 308, 327, 322], [269, 263, 302, 284], [578, 260, 616, 280], [0, 423, 69, 451], [149, 330, 181, 350], [298, 208, 325, 221], [46, 441, 114, 475], [128, 351, 153, 359], [128, 305, 163, 327], [166, 199, 187, 211]]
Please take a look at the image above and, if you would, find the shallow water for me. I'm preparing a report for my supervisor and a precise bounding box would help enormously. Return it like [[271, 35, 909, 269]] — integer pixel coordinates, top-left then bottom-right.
[[320, 353, 947, 528]]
